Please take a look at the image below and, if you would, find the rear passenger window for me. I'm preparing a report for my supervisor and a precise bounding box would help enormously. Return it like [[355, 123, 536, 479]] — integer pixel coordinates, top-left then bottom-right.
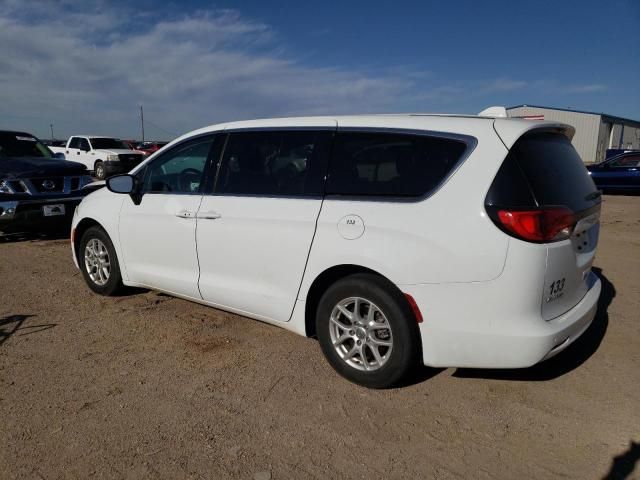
[[215, 131, 332, 196], [68, 137, 81, 149], [325, 132, 468, 197]]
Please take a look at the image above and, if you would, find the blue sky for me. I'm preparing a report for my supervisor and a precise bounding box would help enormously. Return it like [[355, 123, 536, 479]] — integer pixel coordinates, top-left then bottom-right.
[[0, 0, 638, 140]]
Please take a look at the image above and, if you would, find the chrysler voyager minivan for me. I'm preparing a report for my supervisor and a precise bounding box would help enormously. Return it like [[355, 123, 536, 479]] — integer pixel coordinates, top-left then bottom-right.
[[71, 112, 602, 388]]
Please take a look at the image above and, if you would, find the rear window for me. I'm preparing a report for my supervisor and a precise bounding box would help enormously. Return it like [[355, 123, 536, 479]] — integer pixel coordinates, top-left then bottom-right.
[[486, 132, 600, 213], [325, 131, 468, 197], [90, 138, 130, 150]]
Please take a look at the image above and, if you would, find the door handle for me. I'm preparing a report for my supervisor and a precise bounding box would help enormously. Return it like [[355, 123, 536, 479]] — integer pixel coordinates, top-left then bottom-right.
[[175, 210, 195, 219], [197, 211, 221, 220]]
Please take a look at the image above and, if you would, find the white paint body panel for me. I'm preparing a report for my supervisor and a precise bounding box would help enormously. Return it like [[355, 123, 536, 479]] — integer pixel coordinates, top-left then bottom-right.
[[119, 194, 203, 299], [71, 113, 602, 370], [196, 196, 321, 322]]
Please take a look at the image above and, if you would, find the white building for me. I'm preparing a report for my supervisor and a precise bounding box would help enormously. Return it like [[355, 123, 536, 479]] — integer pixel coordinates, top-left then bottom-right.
[[507, 104, 640, 164]]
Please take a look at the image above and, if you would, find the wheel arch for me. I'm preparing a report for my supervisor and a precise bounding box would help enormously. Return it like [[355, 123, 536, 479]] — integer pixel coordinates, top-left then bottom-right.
[[303, 264, 419, 338], [73, 217, 106, 264]]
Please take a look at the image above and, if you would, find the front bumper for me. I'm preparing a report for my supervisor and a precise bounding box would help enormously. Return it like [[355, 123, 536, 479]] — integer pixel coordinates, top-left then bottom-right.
[[0, 196, 84, 233]]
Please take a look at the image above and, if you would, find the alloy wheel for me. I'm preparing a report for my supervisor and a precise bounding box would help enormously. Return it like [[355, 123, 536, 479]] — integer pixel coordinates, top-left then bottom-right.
[[329, 296, 393, 371], [84, 238, 111, 286]]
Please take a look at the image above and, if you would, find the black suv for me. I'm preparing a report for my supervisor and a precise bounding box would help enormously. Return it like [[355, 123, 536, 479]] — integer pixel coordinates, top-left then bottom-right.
[[0, 130, 99, 234]]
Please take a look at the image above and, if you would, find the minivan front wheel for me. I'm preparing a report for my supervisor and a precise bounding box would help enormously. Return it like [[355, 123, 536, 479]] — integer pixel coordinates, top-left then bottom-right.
[[316, 274, 420, 388], [79, 226, 123, 296]]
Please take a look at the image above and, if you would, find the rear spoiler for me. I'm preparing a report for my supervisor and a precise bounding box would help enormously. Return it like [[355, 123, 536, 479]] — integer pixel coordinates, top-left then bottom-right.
[[493, 118, 576, 149], [478, 106, 508, 118], [477, 106, 575, 148]]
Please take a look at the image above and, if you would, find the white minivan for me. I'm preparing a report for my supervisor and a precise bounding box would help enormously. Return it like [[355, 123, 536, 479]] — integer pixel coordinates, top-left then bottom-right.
[[71, 113, 602, 388]]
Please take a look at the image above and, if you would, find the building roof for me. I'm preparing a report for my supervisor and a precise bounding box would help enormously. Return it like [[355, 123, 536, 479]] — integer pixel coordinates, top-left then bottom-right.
[[507, 104, 640, 128]]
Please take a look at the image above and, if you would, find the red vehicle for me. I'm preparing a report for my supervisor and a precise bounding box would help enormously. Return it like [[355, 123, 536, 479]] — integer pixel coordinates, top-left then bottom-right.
[[135, 141, 169, 156]]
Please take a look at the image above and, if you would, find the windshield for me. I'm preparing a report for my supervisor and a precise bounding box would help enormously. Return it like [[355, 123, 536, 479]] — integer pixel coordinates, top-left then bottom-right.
[[90, 138, 130, 150], [0, 132, 53, 158]]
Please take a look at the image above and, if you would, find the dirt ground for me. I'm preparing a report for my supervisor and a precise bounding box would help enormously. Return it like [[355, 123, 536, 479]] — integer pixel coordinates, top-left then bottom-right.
[[1, 195, 639, 480]]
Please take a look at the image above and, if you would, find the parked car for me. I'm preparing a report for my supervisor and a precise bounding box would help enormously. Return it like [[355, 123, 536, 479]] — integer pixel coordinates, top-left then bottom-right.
[[71, 114, 602, 388], [0, 130, 98, 234], [41, 139, 67, 147], [122, 140, 139, 151], [135, 141, 169, 156], [604, 148, 639, 160], [50, 136, 145, 180], [587, 151, 640, 192]]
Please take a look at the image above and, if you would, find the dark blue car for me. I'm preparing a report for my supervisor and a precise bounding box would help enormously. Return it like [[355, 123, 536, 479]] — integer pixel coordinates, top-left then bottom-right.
[[586, 151, 640, 193]]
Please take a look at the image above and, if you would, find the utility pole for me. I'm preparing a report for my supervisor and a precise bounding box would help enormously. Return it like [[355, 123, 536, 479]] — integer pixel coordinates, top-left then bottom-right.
[[140, 105, 145, 143], [50, 124, 54, 142]]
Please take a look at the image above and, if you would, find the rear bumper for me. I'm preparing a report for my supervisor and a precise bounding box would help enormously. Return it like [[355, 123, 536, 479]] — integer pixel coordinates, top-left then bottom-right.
[[403, 272, 601, 369], [0, 196, 83, 233]]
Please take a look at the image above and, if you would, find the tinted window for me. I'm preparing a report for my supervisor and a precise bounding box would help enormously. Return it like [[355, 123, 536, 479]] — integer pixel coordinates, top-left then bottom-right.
[[325, 132, 468, 196], [68, 137, 81, 149], [0, 132, 52, 158], [609, 154, 640, 168], [143, 136, 214, 193], [91, 138, 130, 150], [486, 132, 600, 212], [215, 130, 332, 196], [78, 138, 91, 151]]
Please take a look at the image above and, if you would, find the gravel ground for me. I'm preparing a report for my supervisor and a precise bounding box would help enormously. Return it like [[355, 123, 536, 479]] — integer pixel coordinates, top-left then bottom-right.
[[1, 195, 639, 480]]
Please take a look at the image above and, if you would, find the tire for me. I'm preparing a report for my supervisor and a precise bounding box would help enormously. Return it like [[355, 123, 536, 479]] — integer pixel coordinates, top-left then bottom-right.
[[94, 161, 105, 180], [316, 273, 420, 388], [79, 226, 123, 296]]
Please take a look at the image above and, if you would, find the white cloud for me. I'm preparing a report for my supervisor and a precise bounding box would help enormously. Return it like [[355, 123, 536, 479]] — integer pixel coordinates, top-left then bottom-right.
[[564, 84, 607, 94], [0, 1, 423, 139], [0, 1, 612, 140], [480, 78, 528, 93]]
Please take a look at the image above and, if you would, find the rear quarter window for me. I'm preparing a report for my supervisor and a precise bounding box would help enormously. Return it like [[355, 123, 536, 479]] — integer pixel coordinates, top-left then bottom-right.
[[325, 131, 469, 197]]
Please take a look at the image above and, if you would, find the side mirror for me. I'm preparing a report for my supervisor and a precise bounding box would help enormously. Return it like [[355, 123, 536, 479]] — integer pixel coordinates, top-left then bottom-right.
[[106, 174, 135, 194], [53, 152, 66, 160]]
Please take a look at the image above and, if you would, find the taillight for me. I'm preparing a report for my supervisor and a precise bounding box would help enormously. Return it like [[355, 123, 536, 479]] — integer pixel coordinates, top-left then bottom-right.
[[495, 207, 575, 243]]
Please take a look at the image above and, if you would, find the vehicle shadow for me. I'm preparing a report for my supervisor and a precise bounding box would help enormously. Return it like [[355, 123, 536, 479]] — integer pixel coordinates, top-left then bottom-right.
[[452, 267, 614, 382], [0, 314, 57, 347], [603, 441, 640, 480], [0, 229, 70, 243], [396, 366, 447, 388]]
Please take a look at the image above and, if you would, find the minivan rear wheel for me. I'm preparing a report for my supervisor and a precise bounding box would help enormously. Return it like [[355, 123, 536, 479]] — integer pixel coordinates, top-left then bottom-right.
[[79, 226, 123, 296], [316, 273, 420, 388]]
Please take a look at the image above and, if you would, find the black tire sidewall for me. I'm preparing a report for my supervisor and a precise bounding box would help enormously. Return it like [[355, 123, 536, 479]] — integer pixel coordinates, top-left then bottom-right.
[[79, 226, 122, 295], [316, 274, 420, 388], [94, 161, 105, 180]]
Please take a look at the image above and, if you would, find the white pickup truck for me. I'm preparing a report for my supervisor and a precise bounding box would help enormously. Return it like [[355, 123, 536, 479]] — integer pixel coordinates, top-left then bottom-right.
[[50, 136, 145, 179]]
